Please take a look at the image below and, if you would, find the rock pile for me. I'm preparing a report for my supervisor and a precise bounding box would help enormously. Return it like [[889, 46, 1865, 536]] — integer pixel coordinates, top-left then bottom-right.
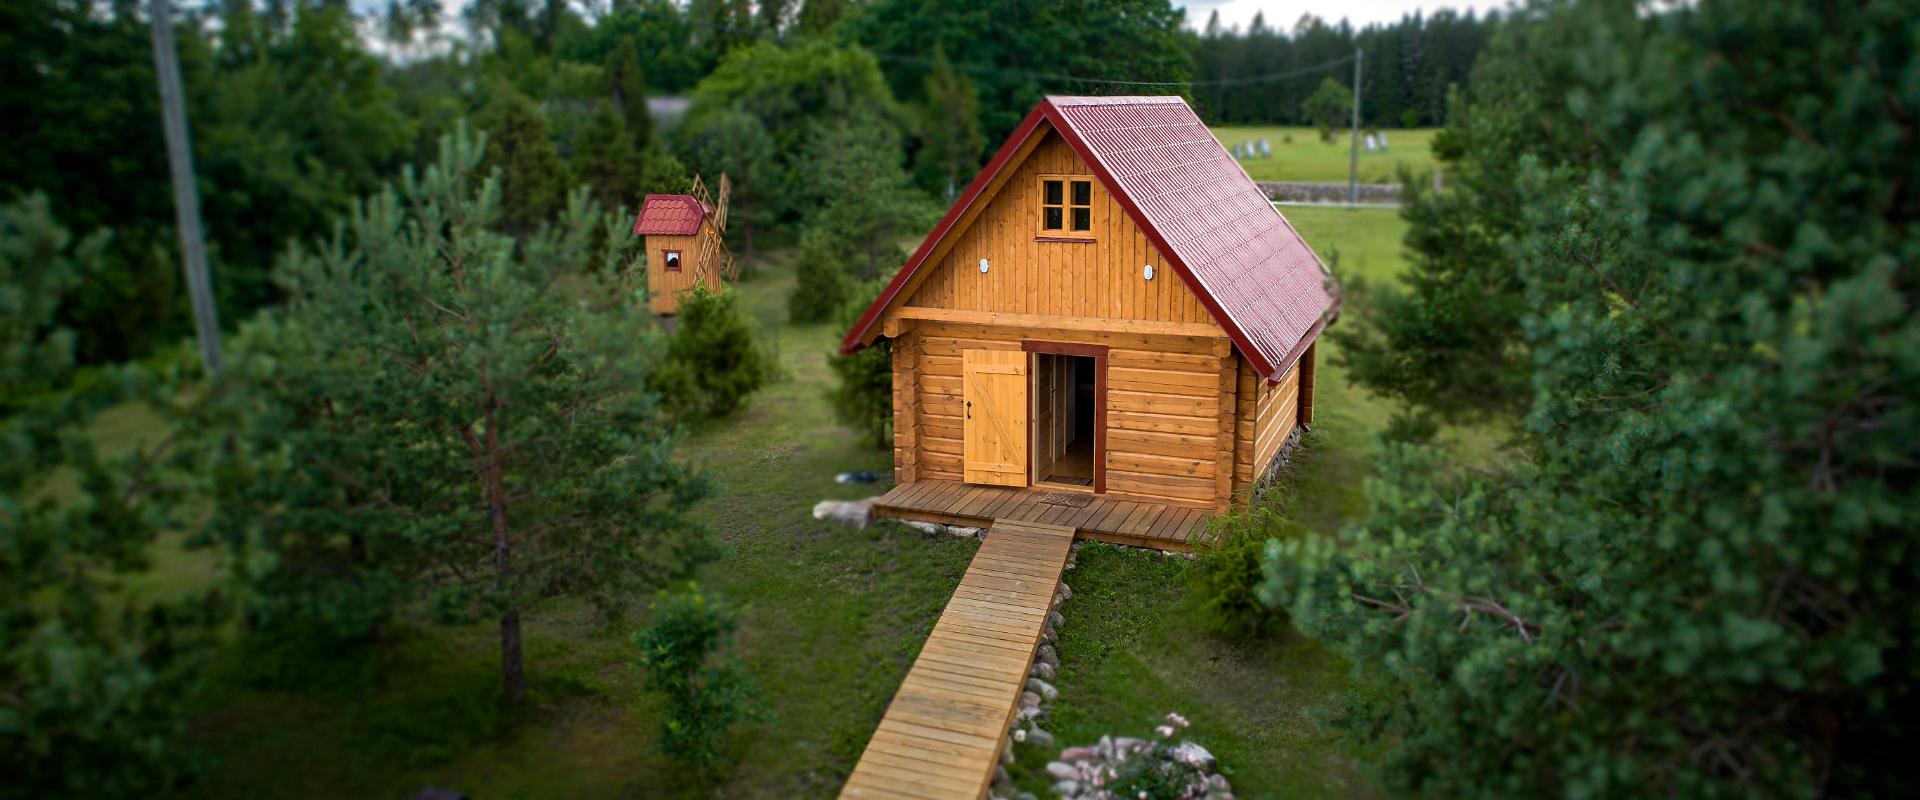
[[811, 497, 876, 528], [1044, 714, 1233, 799]]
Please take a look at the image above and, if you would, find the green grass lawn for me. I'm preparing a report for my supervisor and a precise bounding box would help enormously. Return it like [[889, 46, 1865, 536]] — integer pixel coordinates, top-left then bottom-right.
[[1211, 125, 1439, 184], [74, 207, 1423, 798]]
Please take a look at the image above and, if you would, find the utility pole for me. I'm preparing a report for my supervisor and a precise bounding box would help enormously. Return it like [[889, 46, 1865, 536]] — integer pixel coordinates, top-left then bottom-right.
[[149, 0, 223, 376], [1348, 48, 1363, 207]]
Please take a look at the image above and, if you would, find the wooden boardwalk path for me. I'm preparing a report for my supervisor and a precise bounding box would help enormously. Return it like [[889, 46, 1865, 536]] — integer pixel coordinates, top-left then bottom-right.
[[840, 520, 1076, 800], [873, 479, 1214, 552]]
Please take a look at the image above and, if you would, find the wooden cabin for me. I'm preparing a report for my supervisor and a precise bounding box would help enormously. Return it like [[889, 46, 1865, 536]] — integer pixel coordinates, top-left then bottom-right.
[[631, 175, 737, 315], [840, 95, 1339, 549]]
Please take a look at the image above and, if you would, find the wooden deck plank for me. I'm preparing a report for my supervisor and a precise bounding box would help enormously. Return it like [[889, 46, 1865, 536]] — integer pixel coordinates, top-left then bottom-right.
[[891, 480, 941, 508], [843, 516, 1073, 800], [910, 481, 962, 511], [1118, 503, 1160, 535], [890, 477, 944, 506], [976, 490, 1023, 518]]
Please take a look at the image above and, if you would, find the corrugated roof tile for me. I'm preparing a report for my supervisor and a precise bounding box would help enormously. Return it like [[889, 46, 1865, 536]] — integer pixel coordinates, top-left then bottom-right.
[[631, 194, 706, 236]]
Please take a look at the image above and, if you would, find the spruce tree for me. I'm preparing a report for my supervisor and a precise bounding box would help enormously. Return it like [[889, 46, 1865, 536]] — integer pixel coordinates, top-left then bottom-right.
[[915, 46, 985, 200], [1263, 2, 1920, 796], [203, 127, 714, 702], [787, 226, 852, 325], [570, 100, 640, 210], [475, 86, 569, 237], [683, 109, 777, 275], [603, 37, 652, 147], [827, 278, 894, 447], [797, 118, 928, 281], [1303, 76, 1352, 143], [649, 285, 776, 421]]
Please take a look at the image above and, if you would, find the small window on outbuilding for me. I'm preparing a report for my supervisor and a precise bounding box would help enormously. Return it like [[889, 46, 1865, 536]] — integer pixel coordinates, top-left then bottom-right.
[[663, 250, 682, 271], [1039, 175, 1094, 237]]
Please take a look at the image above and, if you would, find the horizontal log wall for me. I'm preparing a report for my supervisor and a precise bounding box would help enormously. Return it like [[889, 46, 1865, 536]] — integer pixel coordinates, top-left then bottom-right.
[[908, 320, 1229, 509], [1252, 357, 1302, 480]]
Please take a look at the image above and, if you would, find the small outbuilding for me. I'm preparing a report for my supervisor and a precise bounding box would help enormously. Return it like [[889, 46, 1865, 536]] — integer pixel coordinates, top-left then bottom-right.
[[840, 95, 1338, 549], [632, 174, 736, 315]]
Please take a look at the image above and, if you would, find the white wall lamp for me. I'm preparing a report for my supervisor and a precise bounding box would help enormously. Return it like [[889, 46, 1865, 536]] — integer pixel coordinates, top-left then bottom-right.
[[1143, 264, 1156, 280], [979, 258, 990, 274]]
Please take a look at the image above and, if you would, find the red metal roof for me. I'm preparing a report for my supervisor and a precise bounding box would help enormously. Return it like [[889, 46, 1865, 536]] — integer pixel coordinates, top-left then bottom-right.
[[632, 194, 706, 236], [840, 95, 1337, 381]]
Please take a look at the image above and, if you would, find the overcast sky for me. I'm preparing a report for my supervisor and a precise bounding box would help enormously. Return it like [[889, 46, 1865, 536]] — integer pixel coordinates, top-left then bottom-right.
[[1173, 0, 1514, 30]]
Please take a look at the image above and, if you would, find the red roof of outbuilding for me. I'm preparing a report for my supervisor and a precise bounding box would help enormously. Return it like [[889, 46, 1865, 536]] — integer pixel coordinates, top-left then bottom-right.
[[839, 95, 1337, 381], [632, 194, 706, 235]]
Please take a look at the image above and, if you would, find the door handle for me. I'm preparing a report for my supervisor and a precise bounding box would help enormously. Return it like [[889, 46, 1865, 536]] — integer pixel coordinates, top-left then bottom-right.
[[966, 401, 972, 419]]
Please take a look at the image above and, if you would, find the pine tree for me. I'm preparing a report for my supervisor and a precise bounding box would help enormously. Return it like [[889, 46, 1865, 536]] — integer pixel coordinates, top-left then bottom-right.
[[1263, 3, 1920, 796], [1, 195, 206, 797], [475, 86, 569, 237], [1331, 9, 1609, 434], [203, 127, 714, 702]]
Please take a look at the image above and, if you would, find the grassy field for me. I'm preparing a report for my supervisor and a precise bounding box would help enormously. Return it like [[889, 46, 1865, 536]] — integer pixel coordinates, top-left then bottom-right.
[[78, 206, 1421, 798], [1211, 125, 1439, 184]]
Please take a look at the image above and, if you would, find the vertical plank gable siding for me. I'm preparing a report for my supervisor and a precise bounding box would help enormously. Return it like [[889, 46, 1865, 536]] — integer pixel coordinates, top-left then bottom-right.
[[902, 133, 1217, 325]]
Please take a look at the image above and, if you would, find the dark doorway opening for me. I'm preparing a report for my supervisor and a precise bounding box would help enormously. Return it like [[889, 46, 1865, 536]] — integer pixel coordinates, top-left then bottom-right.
[[1034, 353, 1097, 487]]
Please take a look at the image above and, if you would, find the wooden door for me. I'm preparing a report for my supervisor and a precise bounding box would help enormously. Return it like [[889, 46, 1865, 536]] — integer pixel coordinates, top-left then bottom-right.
[[962, 349, 1029, 486]]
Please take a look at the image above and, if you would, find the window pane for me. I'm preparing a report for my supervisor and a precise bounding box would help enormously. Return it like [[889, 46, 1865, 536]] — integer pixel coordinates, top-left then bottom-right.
[[1044, 180, 1063, 205], [1071, 207, 1091, 231], [1044, 207, 1063, 230], [1071, 180, 1091, 206]]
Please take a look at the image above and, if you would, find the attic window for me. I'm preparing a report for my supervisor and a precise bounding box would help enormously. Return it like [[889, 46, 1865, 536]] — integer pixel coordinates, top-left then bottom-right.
[[1039, 176, 1094, 237], [663, 250, 682, 271]]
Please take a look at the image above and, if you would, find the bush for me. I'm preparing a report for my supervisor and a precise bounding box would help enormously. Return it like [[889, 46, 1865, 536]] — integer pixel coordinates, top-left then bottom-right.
[[788, 228, 852, 324], [634, 584, 768, 777], [827, 278, 893, 447], [653, 284, 777, 421], [1189, 506, 1303, 640]]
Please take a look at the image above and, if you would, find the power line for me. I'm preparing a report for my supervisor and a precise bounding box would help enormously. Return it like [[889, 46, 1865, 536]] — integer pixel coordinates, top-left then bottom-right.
[[625, 8, 1356, 90], [867, 51, 1355, 89]]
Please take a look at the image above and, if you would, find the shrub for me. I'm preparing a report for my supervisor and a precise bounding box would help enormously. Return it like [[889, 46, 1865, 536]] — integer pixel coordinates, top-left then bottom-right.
[[827, 278, 893, 447], [653, 284, 777, 421], [788, 228, 852, 324], [1189, 506, 1303, 640], [634, 584, 768, 777]]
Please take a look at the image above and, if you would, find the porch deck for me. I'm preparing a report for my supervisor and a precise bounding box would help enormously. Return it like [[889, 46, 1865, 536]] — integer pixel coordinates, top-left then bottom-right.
[[873, 480, 1215, 552]]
